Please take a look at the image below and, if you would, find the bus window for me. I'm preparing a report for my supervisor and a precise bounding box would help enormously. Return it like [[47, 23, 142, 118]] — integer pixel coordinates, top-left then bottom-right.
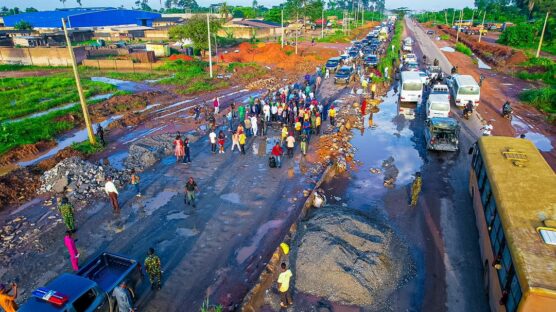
[[402, 82, 422, 91], [481, 180, 492, 207], [490, 215, 502, 251], [485, 200, 496, 229], [459, 86, 480, 95], [499, 246, 511, 285], [507, 275, 522, 312], [478, 166, 488, 192]]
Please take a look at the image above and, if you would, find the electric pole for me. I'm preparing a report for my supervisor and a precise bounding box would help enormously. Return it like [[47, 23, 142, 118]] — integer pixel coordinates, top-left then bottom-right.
[[478, 10, 486, 42], [207, 14, 213, 78], [61, 18, 95, 145], [361, 3, 364, 26], [536, 11, 550, 58], [295, 12, 298, 55], [451, 9, 455, 27]]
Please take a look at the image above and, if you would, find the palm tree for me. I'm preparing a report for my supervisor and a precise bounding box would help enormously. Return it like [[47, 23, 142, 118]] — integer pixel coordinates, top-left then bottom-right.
[[219, 2, 230, 19]]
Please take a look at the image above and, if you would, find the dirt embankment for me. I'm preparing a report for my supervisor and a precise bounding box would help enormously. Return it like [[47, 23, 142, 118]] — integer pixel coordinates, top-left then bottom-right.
[[436, 25, 527, 69]]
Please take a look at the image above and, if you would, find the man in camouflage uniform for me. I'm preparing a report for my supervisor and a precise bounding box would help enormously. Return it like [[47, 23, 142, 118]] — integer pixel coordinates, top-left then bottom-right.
[[410, 172, 422, 207], [58, 197, 75, 231], [145, 248, 162, 290]]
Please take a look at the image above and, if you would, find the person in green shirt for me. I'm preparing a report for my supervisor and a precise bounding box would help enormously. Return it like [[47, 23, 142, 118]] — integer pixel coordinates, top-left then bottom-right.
[[145, 248, 162, 290], [238, 104, 246, 125], [58, 197, 75, 232]]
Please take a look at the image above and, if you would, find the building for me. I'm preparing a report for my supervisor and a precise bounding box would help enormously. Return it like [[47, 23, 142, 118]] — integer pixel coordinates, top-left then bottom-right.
[[3, 8, 161, 29], [93, 26, 153, 41], [219, 19, 284, 39], [13, 36, 46, 47], [146, 43, 170, 57], [152, 17, 183, 28]]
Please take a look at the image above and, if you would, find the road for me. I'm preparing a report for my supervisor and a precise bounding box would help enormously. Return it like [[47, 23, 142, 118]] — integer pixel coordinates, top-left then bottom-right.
[[0, 72, 348, 311]]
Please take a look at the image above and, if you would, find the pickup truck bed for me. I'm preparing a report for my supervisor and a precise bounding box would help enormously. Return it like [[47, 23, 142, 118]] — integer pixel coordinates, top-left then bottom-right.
[[77, 253, 139, 293]]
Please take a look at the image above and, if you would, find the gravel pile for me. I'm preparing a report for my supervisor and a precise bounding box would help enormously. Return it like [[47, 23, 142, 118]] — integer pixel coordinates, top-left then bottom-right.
[[39, 157, 130, 203], [292, 206, 415, 307], [124, 133, 178, 171]]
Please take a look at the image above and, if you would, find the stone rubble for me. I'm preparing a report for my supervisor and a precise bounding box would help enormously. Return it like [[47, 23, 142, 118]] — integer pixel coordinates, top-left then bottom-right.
[[38, 157, 130, 204], [124, 133, 187, 171]]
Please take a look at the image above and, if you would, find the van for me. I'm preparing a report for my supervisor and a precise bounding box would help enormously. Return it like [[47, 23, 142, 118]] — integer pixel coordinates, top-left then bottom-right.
[[426, 94, 451, 118], [446, 74, 480, 107], [400, 71, 423, 103], [325, 57, 341, 72]]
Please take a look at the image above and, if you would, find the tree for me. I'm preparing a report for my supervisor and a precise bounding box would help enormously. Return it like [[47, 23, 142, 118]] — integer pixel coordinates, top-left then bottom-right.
[[14, 20, 33, 30], [76, 0, 82, 6], [25, 7, 38, 12], [173, 0, 199, 10], [264, 7, 282, 23], [165, 0, 173, 9], [169, 15, 221, 55], [135, 0, 152, 11], [219, 2, 230, 19]]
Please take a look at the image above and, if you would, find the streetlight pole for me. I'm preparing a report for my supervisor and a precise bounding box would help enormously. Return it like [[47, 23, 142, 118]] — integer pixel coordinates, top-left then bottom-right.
[[478, 10, 486, 42], [536, 11, 550, 58], [281, 9, 284, 48], [61, 18, 95, 144], [207, 14, 213, 78]]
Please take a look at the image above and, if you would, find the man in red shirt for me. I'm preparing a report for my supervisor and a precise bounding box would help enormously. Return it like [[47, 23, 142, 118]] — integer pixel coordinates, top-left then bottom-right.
[[271, 142, 284, 168]]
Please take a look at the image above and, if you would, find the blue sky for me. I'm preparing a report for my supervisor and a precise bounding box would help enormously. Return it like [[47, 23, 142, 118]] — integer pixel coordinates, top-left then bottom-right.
[[2, 0, 475, 11]]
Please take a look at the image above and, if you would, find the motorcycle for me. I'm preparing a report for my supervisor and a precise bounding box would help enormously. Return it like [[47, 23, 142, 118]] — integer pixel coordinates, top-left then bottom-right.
[[463, 102, 474, 120], [502, 104, 513, 120]]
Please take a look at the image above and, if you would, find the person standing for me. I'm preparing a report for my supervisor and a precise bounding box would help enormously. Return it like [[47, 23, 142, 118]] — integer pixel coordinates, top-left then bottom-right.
[[226, 110, 233, 130], [173, 134, 185, 163], [64, 230, 79, 271], [329, 105, 336, 126], [105, 177, 120, 213], [96, 124, 105, 146], [410, 172, 422, 207], [0, 283, 18, 312], [300, 132, 308, 156], [131, 170, 141, 197], [315, 113, 322, 135], [209, 129, 217, 154], [277, 262, 293, 308], [281, 125, 288, 146], [271, 142, 283, 168], [251, 115, 258, 136], [238, 103, 246, 124], [58, 196, 75, 232], [218, 130, 226, 154], [194, 105, 201, 121], [112, 281, 135, 312], [185, 177, 199, 207], [183, 137, 191, 163], [244, 116, 252, 137], [361, 98, 367, 116], [325, 68, 330, 79], [145, 247, 162, 290], [371, 82, 377, 99], [231, 131, 240, 152], [286, 133, 295, 158], [239, 131, 247, 154], [213, 97, 220, 114]]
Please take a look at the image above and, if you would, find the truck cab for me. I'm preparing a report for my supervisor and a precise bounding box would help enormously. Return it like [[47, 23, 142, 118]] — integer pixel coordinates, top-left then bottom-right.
[[424, 117, 460, 152]]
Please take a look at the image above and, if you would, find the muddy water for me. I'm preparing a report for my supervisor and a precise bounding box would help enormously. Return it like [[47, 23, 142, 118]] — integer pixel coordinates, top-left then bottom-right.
[[91, 77, 155, 92]]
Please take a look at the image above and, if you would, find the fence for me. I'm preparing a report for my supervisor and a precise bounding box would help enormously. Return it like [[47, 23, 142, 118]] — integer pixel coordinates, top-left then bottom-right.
[[0, 46, 87, 66], [81, 59, 164, 70]]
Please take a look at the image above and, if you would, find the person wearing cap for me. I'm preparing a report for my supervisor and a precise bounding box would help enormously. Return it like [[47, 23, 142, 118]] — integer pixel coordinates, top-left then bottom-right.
[[410, 172, 422, 207], [112, 280, 134, 312], [104, 177, 120, 213], [0, 282, 18, 312], [58, 196, 75, 232]]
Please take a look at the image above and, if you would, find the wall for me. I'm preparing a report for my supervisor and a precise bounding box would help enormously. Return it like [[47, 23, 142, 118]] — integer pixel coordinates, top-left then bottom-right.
[[82, 59, 164, 70], [0, 46, 87, 66], [146, 43, 169, 57], [143, 29, 169, 40], [219, 27, 281, 39]]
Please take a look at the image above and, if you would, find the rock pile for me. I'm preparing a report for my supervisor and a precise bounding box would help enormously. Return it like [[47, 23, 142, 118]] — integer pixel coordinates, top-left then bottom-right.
[[292, 206, 415, 307], [124, 133, 176, 171], [246, 77, 279, 90], [39, 157, 129, 203], [0, 216, 41, 261]]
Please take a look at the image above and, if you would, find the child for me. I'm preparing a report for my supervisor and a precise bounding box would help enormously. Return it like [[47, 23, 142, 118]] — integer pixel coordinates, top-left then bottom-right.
[[131, 169, 141, 197]]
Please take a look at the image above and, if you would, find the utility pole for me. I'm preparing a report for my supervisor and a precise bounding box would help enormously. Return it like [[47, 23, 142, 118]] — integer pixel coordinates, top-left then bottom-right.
[[478, 10, 486, 42], [281, 9, 284, 48], [321, 8, 324, 39], [207, 14, 213, 78], [456, 9, 462, 42], [536, 11, 550, 57], [361, 3, 364, 26], [61, 18, 95, 144], [295, 12, 298, 55], [213, 33, 218, 63]]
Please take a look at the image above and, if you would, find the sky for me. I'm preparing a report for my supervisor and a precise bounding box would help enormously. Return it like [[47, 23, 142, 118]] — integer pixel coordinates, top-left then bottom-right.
[[2, 0, 476, 12]]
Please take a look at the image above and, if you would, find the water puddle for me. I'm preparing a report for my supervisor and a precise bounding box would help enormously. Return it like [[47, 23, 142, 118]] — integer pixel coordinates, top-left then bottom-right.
[[440, 47, 455, 52], [18, 115, 123, 167], [476, 58, 491, 70], [166, 211, 189, 221], [107, 151, 128, 170], [176, 227, 199, 237], [141, 191, 177, 216], [511, 116, 553, 152], [6, 93, 113, 124], [236, 219, 284, 264], [91, 77, 154, 92]]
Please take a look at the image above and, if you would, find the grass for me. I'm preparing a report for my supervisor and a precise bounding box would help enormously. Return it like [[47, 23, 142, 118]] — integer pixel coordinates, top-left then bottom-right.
[[156, 60, 230, 95], [519, 88, 556, 115], [317, 30, 351, 43], [516, 57, 556, 85], [455, 42, 473, 56], [440, 34, 450, 41], [0, 64, 66, 71], [0, 106, 81, 155], [0, 73, 116, 122], [71, 140, 105, 155], [376, 20, 403, 83]]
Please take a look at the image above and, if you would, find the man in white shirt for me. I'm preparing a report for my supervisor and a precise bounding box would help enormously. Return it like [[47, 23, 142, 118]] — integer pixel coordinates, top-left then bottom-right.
[[286, 134, 295, 158], [104, 177, 120, 213], [263, 103, 271, 122], [250, 115, 258, 136], [209, 130, 217, 153], [481, 121, 493, 136]]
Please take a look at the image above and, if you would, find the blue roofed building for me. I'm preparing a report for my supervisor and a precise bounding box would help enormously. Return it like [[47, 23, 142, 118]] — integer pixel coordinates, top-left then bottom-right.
[[3, 8, 161, 29]]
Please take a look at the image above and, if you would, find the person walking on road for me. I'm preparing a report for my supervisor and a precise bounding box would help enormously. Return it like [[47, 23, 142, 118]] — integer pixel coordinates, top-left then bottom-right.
[[0, 283, 18, 312], [300, 132, 308, 156], [104, 177, 120, 214], [410, 172, 422, 207], [325, 68, 330, 79], [145, 247, 162, 290], [218, 130, 226, 154], [286, 133, 295, 158], [371, 82, 377, 99], [173, 134, 185, 163], [185, 177, 199, 208], [130, 170, 141, 197], [329, 105, 336, 126], [183, 137, 191, 163], [479, 73, 485, 87], [213, 97, 220, 114], [251, 115, 258, 136], [209, 129, 217, 154], [112, 281, 135, 312], [315, 113, 322, 135], [64, 230, 79, 271], [239, 131, 247, 154], [271, 142, 284, 168], [58, 196, 75, 232], [277, 262, 293, 308], [231, 131, 240, 152]]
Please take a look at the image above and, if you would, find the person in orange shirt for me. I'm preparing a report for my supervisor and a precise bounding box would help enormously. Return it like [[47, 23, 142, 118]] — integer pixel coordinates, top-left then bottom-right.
[[0, 283, 18, 312]]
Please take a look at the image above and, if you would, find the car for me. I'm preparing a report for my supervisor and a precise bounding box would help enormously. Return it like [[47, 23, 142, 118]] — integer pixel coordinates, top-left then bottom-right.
[[325, 57, 342, 72], [353, 41, 363, 48], [362, 46, 372, 55], [361, 38, 369, 45], [348, 49, 359, 58], [339, 54, 349, 62], [403, 53, 417, 63], [403, 61, 419, 72], [426, 65, 442, 80], [426, 30, 435, 35], [364, 54, 379, 67], [418, 71, 430, 85], [334, 66, 354, 84]]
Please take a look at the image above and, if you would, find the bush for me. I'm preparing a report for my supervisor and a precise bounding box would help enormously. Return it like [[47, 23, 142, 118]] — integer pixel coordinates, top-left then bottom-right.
[[519, 88, 556, 114], [440, 34, 450, 41], [455, 42, 473, 56], [71, 141, 105, 155], [497, 23, 537, 47]]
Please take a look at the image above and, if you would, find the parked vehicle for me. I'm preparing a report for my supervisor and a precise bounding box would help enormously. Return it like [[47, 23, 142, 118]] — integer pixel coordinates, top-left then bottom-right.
[[426, 65, 442, 80], [426, 30, 435, 35], [426, 94, 451, 118], [403, 43, 413, 52], [400, 71, 423, 103], [418, 71, 430, 85], [325, 57, 342, 72], [424, 117, 460, 151], [446, 74, 480, 107], [403, 53, 417, 64], [19, 253, 143, 312], [334, 66, 354, 84], [364, 54, 379, 67], [403, 61, 419, 72], [348, 48, 359, 58]]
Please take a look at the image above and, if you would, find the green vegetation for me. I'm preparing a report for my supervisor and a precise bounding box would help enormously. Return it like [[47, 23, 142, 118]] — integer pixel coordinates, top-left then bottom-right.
[[519, 88, 556, 114], [14, 20, 33, 30], [317, 30, 351, 43], [0, 106, 81, 155], [169, 16, 222, 55], [516, 57, 556, 85], [455, 42, 473, 56], [440, 34, 450, 41], [71, 141, 105, 155], [376, 19, 403, 83], [157, 60, 229, 95], [0, 74, 116, 122], [0, 64, 65, 71]]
